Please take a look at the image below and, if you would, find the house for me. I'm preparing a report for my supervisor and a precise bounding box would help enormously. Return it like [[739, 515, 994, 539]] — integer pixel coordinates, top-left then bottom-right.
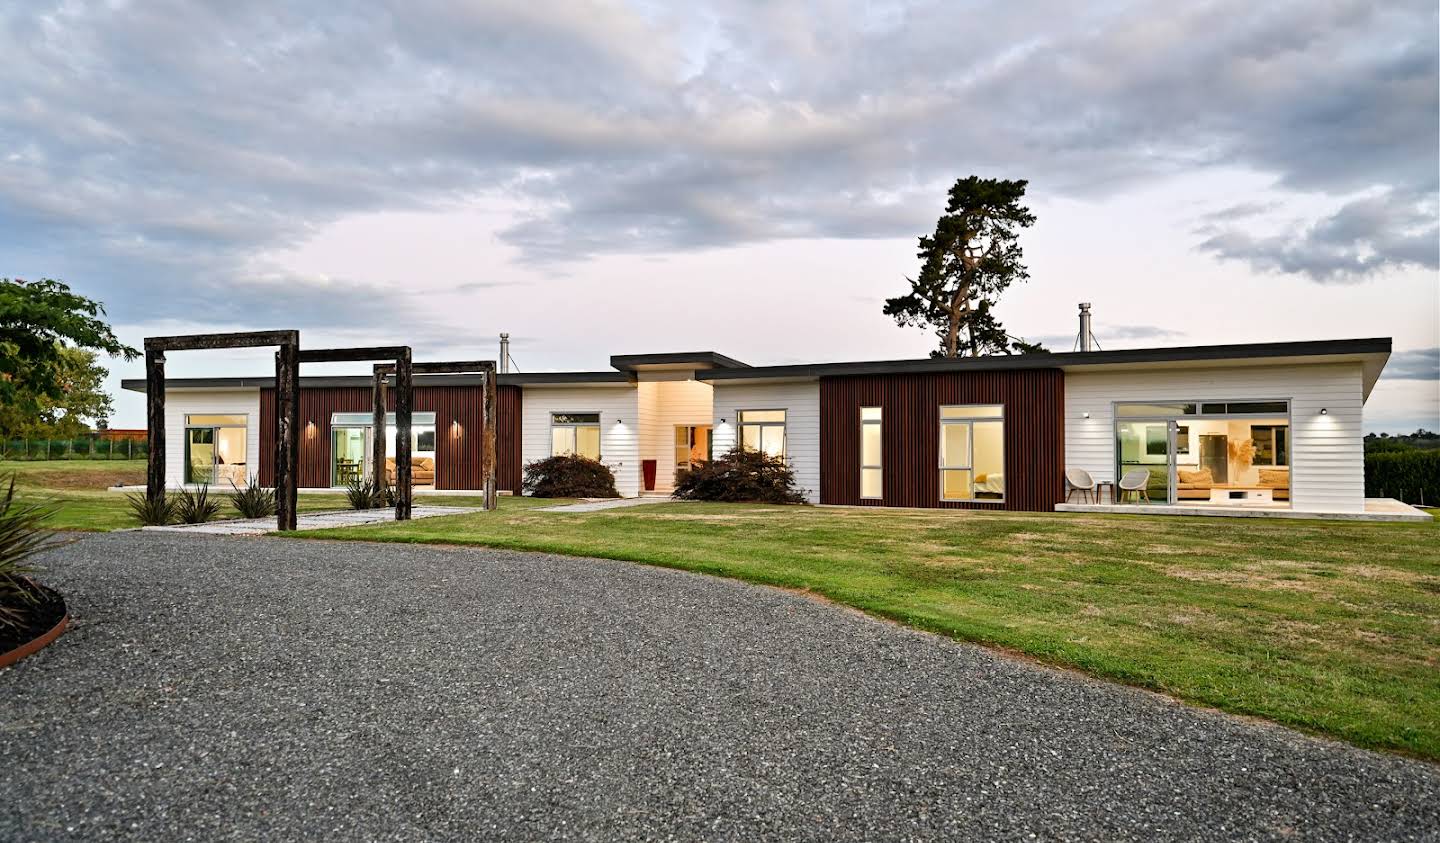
[[120, 320, 1398, 518]]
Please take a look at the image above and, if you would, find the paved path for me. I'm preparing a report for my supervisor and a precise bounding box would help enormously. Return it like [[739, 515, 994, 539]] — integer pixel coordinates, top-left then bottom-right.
[[3, 532, 1437, 841], [536, 496, 678, 513], [142, 505, 482, 535]]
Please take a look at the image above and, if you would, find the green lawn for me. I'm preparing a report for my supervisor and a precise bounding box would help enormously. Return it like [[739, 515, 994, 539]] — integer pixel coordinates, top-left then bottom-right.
[[1, 459, 544, 530], [293, 500, 1440, 760]]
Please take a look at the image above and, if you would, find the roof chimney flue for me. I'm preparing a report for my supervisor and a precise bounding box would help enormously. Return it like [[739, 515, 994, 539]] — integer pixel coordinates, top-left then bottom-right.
[[1077, 303, 1094, 352], [499, 333, 511, 374]]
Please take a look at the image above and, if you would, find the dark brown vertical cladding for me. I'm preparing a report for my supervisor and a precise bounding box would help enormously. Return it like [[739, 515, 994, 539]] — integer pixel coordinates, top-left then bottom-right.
[[260, 384, 522, 491], [819, 369, 1065, 512]]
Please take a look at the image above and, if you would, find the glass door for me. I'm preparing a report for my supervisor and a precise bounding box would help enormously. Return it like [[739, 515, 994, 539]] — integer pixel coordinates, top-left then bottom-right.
[[332, 426, 370, 487], [1116, 420, 1174, 504], [185, 427, 216, 484]]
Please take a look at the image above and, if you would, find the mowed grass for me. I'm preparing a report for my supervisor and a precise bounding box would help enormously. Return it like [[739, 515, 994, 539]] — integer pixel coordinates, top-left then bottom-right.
[[296, 500, 1440, 759], [1, 459, 543, 530]]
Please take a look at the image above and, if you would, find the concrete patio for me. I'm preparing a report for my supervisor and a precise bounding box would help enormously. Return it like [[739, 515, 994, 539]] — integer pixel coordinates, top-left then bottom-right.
[[1055, 497, 1432, 522]]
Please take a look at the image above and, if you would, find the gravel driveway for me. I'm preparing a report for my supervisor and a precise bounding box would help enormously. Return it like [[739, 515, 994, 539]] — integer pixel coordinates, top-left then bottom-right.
[[3, 532, 1437, 841]]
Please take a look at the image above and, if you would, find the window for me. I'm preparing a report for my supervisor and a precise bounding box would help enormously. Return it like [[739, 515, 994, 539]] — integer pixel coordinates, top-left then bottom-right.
[[676, 426, 711, 470], [939, 405, 1004, 501], [552, 412, 601, 460], [738, 409, 786, 458], [860, 407, 882, 499], [184, 414, 247, 485], [1252, 425, 1289, 466]]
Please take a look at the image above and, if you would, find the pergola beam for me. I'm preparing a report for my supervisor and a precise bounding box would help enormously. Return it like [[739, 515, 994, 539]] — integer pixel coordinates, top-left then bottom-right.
[[299, 346, 414, 520], [143, 330, 301, 531], [372, 361, 498, 511]]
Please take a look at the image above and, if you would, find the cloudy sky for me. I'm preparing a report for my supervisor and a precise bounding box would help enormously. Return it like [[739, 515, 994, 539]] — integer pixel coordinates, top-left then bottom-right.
[[2, 0, 1436, 431]]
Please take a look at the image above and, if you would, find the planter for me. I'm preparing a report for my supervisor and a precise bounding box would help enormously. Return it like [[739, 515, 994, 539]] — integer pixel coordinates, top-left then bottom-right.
[[0, 584, 68, 669]]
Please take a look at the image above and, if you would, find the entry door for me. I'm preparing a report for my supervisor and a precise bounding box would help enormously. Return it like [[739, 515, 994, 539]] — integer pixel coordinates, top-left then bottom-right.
[[332, 426, 371, 487], [675, 425, 712, 474]]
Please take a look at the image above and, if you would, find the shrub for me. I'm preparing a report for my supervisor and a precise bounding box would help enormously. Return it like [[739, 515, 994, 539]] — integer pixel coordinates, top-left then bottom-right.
[[673, 446, 807, 504], [0, 477, 62, 632], [174, 484, 222, 524], [345, 478, 395, 510], [126, 490, 176, 526], [1365, 450, 1440, 506], [523, 454, 619, 498], [228, 475, 276, 518]]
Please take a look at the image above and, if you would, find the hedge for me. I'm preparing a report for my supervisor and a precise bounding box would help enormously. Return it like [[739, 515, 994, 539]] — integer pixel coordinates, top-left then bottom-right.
[[1364, 450, 1439, 506]]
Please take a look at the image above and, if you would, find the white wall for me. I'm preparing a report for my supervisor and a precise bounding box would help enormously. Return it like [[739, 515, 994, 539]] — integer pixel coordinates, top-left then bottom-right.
[[637, 374, 714, 492], [521, 385, 641, 496], [162, 389, 263, 488], [1065, 363, 1366, 512], [711, 380, 821, 503]]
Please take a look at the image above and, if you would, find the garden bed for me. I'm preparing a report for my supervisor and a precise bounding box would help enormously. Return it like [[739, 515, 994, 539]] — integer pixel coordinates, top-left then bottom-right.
[[0, 581, 68, 668]]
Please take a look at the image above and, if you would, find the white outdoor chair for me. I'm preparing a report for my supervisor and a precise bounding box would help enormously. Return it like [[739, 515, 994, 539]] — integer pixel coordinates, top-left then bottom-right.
[[1064, 467, 1097, 504], [1119, 469, 1152, 504]]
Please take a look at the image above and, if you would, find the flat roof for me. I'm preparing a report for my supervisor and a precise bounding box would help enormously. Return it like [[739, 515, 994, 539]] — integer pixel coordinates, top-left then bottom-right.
[[121, 338, 1393, 399], [609, 351, 749, 372]]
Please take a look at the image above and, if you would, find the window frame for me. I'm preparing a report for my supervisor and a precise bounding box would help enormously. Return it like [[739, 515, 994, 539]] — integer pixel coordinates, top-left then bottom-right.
[[938, 404, 1004, 503], [738, 409, 787, 459], [183, 413, 248, 486], [860, 406, 882, 500], [550, 412, 602, 460]]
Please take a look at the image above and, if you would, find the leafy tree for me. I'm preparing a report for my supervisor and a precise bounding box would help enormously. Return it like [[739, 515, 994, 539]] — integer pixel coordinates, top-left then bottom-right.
[[0, 346, 114, 438], [0, 278, 135, 425], [884, 177, 1039, 357]]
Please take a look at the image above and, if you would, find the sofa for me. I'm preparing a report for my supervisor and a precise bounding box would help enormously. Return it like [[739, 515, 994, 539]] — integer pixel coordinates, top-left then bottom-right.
[[386, 457, 436, 486], [1177, 467, 1290, 501], [1177, 468, 1214, 500]]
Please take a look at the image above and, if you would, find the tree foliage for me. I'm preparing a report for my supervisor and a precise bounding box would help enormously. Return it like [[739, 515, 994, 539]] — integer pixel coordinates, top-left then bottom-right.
[[0, 346, 114, 438], [884, 177, 1040, 357], [0, 278, 136, 422]]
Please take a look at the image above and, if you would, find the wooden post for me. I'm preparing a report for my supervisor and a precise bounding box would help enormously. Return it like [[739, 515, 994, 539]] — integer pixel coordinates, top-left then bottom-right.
[[395, 348, 413, 520], [372, 368, 387, 492], [483, 366, 497, 511], [274, 342, 300, 531], [145, 348, 166, 504]]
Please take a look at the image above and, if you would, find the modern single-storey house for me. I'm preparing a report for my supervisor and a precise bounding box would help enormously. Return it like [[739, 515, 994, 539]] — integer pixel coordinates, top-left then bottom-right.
[[121, 331, 1399, 518]]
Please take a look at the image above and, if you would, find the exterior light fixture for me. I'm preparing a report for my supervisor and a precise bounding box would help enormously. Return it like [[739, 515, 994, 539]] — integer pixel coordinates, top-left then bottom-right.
[[719, 417, 727, 424], [451, 420, 463, 438], [1082, 412, 1090, 419], [305, 420, 317, 440], [1320, 408, 1328, 415]]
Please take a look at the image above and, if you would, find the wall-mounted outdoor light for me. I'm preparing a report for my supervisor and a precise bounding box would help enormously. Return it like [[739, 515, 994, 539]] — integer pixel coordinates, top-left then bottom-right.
[[1320, 408, 1328, 415], [1082, 412, 1090, 419], [305, 420, 317, 440], [451, 420, 463, 439]]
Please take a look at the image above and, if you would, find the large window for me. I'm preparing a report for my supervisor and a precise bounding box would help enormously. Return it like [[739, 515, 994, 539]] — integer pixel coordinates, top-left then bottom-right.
[[1251, 424, 1289, 466], [860, 407, 882, 499], [552, 413, 601, 460], [329, 412, 439, 488], [939, 405, 1004, 501], [739, 409, 786, 458], [185, 414, 247, 486]]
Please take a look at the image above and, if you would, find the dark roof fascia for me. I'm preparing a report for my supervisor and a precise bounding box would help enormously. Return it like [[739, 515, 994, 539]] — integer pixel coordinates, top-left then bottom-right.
[[609, 351, 749, 371], [120, 371, 631, 392], [699, 338, 1393, 382]]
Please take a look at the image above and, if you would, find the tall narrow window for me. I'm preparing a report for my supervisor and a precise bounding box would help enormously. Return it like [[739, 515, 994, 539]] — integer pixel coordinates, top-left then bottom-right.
[[860, 406, 882, 499], [551, 413, 601, 460], [939, 405, 1004, 501], [738, 410, 786, 458]]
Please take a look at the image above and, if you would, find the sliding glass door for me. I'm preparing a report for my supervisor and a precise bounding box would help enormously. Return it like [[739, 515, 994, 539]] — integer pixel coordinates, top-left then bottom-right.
[[1116, 420, 1174, 504]]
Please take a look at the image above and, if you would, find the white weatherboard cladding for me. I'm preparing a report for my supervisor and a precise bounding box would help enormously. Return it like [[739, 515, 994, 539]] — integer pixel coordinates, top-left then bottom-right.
[[637, 375, 714, 492], [521, 385, 641, 496], [1064, 363, 1366, 512], [162, 389, 263, 489], [711, 381, 821, 503]]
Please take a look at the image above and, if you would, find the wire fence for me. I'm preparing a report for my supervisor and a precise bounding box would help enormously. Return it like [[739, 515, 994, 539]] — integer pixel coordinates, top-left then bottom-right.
[[2, 436, 149, 460]]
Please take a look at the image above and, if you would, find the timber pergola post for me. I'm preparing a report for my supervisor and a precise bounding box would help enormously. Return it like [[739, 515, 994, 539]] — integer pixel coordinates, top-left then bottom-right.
[[297, 346, 414, 520], [143, 330, 301, 531], [372, 360, 498, 511]]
